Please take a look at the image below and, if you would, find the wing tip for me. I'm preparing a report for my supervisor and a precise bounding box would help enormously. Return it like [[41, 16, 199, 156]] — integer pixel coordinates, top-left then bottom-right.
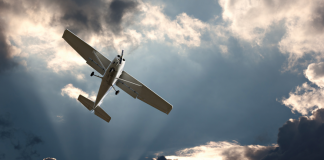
[[62, 29, 69, 38], [165, 105, 173, 115], [62, 29, 74, 39]]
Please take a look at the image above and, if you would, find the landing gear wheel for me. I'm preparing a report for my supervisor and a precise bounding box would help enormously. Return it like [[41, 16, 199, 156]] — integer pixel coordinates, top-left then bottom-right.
[[110, 68, 115, 73], [90, 72, 94, 76], [115, 90, 120, 95]]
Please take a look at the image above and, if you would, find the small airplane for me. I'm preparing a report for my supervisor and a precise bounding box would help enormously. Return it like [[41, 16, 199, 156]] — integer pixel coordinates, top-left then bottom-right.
[[62, 29, 173, 123]]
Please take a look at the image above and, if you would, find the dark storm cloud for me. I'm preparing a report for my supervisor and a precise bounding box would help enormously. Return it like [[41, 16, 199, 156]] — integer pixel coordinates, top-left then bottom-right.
[[311, 2, 324, 34], [55, 0, 103, 34], [0, 0, 139, 72], [221, 145, 275, 160], [0, 114, 43, 160], [51, 0, 138, 35], [262, 109, 324, 160], [0, 19, 18, 72], [106, 0, 138, 34], [156, 156, 167, 160], [220, 109, 324, 160]]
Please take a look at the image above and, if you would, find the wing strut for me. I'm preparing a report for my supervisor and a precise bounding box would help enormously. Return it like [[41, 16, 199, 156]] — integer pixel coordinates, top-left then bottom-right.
[[89, 57, 105, 71], [93, 50, 106, 71]]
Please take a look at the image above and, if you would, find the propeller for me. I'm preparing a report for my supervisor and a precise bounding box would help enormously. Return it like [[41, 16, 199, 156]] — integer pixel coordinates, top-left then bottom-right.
[[119, 50, 124, 64]]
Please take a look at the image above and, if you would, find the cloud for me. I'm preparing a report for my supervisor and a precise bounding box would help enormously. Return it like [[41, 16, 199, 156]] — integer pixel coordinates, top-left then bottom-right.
[[219, 0, 324, 68], [219, 45, 228, 54], [0, 3, 18, 72], [159, 109, 324, 160], [159, 141, 274, 160], [50, 0, 139, 35], [43, 158, 56, 160], [0, 0, 213, 76], [0, 0, 218, 77], [261, 109, 324, 160], [305, 62, 324, 87], [156, 156, 167, 160], [61, 83, 96, 101], [139, 2, 209, 47], [0, 114, 43, 160], [281, 62, 324, 115], [0, 0, 141, 74], [106, 0, 139, 34], [281, 82, 324, 115]]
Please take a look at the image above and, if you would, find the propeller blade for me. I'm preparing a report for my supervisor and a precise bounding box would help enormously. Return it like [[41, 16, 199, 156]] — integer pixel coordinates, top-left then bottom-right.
[[120, 50, 124, 64]]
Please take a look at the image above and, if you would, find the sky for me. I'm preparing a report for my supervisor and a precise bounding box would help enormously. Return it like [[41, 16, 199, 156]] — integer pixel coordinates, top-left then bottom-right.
[[1, 0, 324, 159]]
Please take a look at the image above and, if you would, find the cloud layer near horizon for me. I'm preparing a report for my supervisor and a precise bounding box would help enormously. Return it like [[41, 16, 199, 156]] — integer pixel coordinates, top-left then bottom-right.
[[158, 109, 324, 160]]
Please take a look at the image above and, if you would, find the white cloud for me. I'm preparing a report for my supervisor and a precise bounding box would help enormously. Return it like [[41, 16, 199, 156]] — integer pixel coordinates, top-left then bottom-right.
[[281, 62, 324, 115], [76, 74, 85, 80], [61, 84, 96, 101], [1, 0, 212, 76], [2, 1, 87, 73], [56, 115, 64, 122], [139, 2, 209, 47], [304, 62, 324, 87], [161, 141, 275, 160], [219, 45, 228, 54], [219, 0, 324, 67], [281, 82, 324, 115]]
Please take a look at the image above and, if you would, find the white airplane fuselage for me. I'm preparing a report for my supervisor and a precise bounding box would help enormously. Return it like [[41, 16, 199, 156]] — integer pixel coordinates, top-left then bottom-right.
[[104, 55, 125, 85], [93, 55, 125, 108]]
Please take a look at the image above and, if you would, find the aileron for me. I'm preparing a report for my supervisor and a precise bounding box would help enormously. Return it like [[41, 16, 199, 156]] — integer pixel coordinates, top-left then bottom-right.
[[116, 71, 173, 114], [62, 29, 111, 75]]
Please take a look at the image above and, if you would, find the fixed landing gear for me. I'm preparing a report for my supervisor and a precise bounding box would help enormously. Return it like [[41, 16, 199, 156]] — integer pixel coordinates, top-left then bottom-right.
[[110, 68, 115, 73], [90, 71, 102, 78], [112, 86, 119, 95]]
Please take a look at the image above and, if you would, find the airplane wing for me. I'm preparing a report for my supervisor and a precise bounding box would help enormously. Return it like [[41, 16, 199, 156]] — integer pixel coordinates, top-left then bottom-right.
[[62, 29, 111, 75], [116, 71, 173, 114]]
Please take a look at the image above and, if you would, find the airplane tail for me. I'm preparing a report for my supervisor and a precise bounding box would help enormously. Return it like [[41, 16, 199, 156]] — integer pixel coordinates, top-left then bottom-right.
[[78, 95, 111, 123]]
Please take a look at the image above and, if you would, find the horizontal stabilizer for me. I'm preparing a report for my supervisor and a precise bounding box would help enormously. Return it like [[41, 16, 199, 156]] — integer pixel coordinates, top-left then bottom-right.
[[78, 95, 111, 123], [94, 106, 111, 123], [78, 95, 94, 111]]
